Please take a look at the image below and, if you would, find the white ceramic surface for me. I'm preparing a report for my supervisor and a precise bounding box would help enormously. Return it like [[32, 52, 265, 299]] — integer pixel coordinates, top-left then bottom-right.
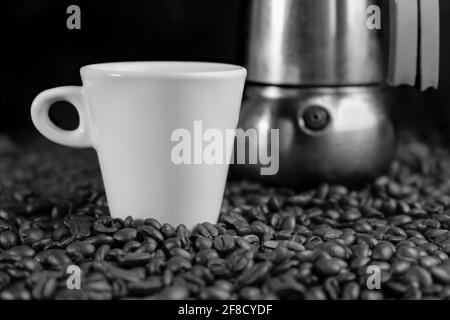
[[31, 61, 247, 229]]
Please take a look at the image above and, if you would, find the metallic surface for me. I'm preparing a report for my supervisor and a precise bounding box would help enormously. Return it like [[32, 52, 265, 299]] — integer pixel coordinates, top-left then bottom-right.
[[233, 86, 396, 188], [246, 0, 385, 86]]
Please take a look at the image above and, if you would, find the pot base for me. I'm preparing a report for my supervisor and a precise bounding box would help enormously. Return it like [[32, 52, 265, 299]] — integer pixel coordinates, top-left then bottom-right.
[[231, 85, 397, 188]]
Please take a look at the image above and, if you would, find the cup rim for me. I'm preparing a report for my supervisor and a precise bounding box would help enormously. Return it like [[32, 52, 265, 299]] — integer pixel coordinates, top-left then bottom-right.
[[81, 61, 247, 78]]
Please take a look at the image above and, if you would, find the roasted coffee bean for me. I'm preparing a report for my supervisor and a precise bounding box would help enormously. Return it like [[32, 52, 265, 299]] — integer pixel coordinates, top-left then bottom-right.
[[250, 221, 272, 238], [237, 261, 272, 286], [434, 251, 449, 261], [304, 286, 327, 300], [389, 215, 413, 227], [158, 285, 189, 299], [66, 241, 96, 259], [341, 210, 362, 222], [0, 220, 13, 233], [123, 216, 135, 229], [160, 223, 176, 239], [52, 226, 70, 242], [213, 235, 235, 253], [0, 271, 11, 290], [93, 261, 144, 282], [15, 258, 42, 273], [167, 256, 192, 273], [199, 286, 230, 300], [323, 277, 340, 300], [242, 206, 266, 223], [265, 274, 305, 299], [267, 197, 282, 213], [194, 222, 219, 239], [350, 256, 371, 270], [195, 249, 219, 265], [213, 279, 233, 292], [360, 289, 384, 300], [0, 230, 19, 249], [194, 236, 213, 250], [280, 216, 296, 232], [420, 256, 441, 268], [94, 244, 110, 260], [341, 282, 360, 300], [405, 266, 433, 288], [169, 247, 192, 260], [21, 228, 45, 245], [31, 274, 58, 300], [304, 236, 324, 250], [7, 245, 35, 258], [66, 215, 94, 238], [93, 220, 117, 234], [86, 234, 114, 247], [163, 269, 173, 286], [175, 225, 190, 250], [227, 249, 254, 273], [339, 232, 356, 246], [235, 237, 252, 250], [355, 234, 378, 247], [117, 252, 152, 268], [138, 225, 164, 243], [350, 243, 371, 258], [284, 240, 305, 252], [144, 218, 162, 230], [86, 279, 114, 300], [162, 237, 182, 251], [146, 258, 165, 274], [154, 249, 166, 259], [263, 240, 279, 250], [206, 258, 230, 277], [430, 266, 450, 284], [321, 242, 348, 259], [239, 286, 261, 300], [312, 250, 332, 261], [314, 258, 345, 276], [0, 209, 16, 222], [128, 276, 163, 296], [396, 246, 420, 261], [335, 271, 356, 283], [372, 242, 395, 261], [324, 210, 340, 221], [41, 249, 72, 269], [323, 229, 343, 241], [113, 228, 137, 243], [370, 260, 391, 272], [223, 215, 251, 235], [243, 234, 260, 246]]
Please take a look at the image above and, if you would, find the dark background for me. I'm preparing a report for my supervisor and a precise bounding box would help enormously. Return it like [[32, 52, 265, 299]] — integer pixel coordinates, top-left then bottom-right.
[[0, 0, 448, 142]]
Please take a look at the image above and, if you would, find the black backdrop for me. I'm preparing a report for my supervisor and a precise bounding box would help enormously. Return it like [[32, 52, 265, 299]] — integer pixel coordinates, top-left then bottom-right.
[[0, 0, 243, 137], [0, 0, 448, 141]]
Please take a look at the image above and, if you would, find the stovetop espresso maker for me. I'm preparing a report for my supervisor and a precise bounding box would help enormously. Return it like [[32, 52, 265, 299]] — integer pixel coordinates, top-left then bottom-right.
[[234, 0, 440, 188]]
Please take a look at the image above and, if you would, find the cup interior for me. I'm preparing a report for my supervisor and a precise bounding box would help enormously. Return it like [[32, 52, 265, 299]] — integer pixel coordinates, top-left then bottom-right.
[[81, 61, 246, 77]]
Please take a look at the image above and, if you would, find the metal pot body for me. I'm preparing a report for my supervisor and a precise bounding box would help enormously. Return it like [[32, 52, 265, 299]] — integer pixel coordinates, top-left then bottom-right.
[[246, 0, 385, 86]]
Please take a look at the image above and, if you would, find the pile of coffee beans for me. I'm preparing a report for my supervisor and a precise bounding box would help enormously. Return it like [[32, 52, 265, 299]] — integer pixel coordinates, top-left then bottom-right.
[[1, 136, 450, 300]]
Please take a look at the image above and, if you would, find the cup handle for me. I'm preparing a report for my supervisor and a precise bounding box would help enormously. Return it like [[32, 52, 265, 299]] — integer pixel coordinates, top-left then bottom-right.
[[31, 86, 92, 148]]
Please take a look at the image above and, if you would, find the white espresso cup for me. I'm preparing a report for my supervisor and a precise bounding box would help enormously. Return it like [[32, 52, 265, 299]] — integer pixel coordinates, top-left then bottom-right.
[[31, 61, 246, 229]]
